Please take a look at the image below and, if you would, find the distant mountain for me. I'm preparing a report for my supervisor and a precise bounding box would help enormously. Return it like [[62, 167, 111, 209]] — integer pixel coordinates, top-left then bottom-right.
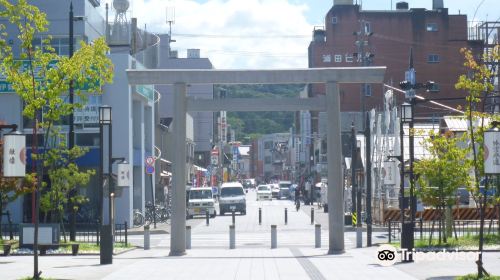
[[215, 84, 305, 144]]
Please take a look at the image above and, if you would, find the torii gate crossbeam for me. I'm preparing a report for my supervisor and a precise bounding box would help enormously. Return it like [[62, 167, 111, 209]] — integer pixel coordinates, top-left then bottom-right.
[[126, 67, 386, 256]]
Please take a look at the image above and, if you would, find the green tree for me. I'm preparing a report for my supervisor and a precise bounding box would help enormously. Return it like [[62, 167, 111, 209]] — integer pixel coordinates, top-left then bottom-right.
[[455, 45, 500, 278], [38, 128, 95, 242], [414, 130, 472, 244], [0, 138, 36, 240], [0, 1, 113, 278]]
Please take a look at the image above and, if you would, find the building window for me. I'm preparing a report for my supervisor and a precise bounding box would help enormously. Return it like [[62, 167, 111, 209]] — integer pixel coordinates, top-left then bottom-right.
[[364, 22, 371, 34], [33, 36, 81, 56], [334, 55, 342, 63], [427, 54, 440, 63], [322, 54, 331, 63], [264, 156, 272, 164], [429, 83, 440, 92], [363, 84, 372, 96], [76, 133, 100, 146], [331, 17, 338, 24], [426, 23, 438, 32], [264, 141, 273, 149], [345, 54, 353, 63]]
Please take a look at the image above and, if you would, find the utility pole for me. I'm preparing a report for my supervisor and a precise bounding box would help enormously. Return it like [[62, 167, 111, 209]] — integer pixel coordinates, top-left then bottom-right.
[[365, 112, 372, 247], [353, 19, 374, 248], [68, 1, 76, 242], [350, 123, 357, 218]]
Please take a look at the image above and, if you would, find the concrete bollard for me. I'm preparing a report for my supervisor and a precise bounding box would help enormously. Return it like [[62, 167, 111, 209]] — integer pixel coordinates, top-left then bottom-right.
[[232, 210, 236, 225], [206, 210, 210, 226], [311, 207, 314, 225], [259, 208, 262, 225], [271, 225, 277, 249], [285, 208, 288, 225], [186, 225, 191, 249], [144, 225, 150, 250], [229, 225, 235, 249], [315, 224, 321, 248]]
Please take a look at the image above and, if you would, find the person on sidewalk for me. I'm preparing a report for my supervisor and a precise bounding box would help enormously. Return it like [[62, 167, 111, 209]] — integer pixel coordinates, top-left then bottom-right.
[[305, 180, 311, 205]]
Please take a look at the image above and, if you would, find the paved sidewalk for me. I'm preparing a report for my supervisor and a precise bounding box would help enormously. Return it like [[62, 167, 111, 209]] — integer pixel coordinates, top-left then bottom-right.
[[2, 244, 499, 280], [2, 193, 499, 280]]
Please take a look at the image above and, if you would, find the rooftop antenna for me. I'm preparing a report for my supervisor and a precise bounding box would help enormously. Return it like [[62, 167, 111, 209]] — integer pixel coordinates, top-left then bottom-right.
[[166, 2, 176, 43]]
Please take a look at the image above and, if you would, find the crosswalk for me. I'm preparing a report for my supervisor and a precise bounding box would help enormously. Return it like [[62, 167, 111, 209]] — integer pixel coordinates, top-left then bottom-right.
[[156, 231, 354, 249]]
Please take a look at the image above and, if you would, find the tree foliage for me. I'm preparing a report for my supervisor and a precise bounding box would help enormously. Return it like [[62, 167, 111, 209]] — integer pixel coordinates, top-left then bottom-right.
[[0, 0, 113, 222], [414, 130, 472, 207], [216, 84, 303, 143], [454, 45, 500, 277], [38, 129, 95, 223]]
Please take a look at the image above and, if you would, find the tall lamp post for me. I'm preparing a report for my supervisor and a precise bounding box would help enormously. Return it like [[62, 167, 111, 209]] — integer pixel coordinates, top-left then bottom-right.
[[399, 101, 414, 261], [68, 0, 85, 242], [99, 106, 113, 265]]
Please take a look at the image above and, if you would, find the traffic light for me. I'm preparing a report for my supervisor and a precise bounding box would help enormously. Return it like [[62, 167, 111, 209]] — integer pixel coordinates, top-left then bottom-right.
[[399, 80, 412, 90], [425, 81, 435, 92]]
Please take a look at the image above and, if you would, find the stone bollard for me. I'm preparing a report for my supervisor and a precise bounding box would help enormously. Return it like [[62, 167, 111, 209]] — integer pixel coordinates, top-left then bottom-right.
[[271, 225, 277, 249], [144, 225, 150, 250], [186, 225, 191, 249], [229, 225, 235, 249], [315, 224, 321, 248]]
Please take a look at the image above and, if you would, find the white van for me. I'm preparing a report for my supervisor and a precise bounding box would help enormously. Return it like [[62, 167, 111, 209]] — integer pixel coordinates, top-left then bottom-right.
[[219, 182, 246, 215], [187, 187, 217, 219]]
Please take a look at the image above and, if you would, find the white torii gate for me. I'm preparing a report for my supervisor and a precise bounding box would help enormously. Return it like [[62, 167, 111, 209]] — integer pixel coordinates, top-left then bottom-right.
[[126, 67, 386, 256]]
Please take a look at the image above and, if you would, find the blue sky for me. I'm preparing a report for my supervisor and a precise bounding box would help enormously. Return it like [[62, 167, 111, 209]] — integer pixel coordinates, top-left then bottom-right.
[[118, 0, 499, 69]]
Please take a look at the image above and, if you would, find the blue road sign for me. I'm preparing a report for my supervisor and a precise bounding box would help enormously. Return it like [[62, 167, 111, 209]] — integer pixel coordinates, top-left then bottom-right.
[[145, 165, 155, 174]]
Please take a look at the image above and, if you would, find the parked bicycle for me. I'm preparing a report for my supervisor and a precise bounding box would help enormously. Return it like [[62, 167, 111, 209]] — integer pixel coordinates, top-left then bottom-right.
[[145, 202, 171, 225], [133, 209, 145, 227]]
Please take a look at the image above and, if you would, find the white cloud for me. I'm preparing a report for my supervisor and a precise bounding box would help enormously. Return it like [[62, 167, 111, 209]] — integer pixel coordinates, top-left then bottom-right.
[[113, 0, 313, 69]]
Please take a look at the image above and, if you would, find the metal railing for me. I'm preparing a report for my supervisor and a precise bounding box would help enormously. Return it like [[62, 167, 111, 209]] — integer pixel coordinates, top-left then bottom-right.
[[1, 222, 128, 245], [387, 219, 500, 243]]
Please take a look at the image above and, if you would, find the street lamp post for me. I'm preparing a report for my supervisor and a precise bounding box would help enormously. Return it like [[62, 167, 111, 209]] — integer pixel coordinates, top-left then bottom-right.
[[99, 106, 113, 265], [68, 1, 85, 242], [400, 101, 414, 261]]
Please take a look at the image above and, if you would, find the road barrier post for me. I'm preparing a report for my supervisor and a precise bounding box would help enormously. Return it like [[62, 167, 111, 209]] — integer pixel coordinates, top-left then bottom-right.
[[229, 225, 235, 249], [271, 225, 277, 249], [144, 225, 150, 250], [315, 224, 321, 248], [186, 225, 191, 249]]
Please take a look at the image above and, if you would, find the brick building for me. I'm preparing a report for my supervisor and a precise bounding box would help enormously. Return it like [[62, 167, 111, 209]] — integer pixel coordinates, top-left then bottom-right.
[[308, 0, 482, 118]]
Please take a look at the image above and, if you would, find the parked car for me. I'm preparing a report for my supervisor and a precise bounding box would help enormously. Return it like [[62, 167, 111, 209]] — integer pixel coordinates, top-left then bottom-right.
[[256, 185, 272, 201], [278, 181, 292, 199], [219, 182, 246, 215], [270, 183, 280, 199], [187, 187, 217, 219]]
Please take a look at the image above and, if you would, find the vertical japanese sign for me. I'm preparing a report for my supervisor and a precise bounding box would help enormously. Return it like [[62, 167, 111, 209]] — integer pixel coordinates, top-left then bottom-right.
[[2, 132, 26, 177], [484, 128, 500, 174]]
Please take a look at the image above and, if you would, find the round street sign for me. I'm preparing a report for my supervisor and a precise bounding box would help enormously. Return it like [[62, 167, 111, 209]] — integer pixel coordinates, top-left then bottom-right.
[[146, 165, 155, 174], [145, 156, 155, 166]]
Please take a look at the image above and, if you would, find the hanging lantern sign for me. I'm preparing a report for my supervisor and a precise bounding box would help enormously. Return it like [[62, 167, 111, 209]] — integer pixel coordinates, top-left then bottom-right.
[[2, 131, 26, 177], [382, 160, 397, 185], [117, 161, 130, 187], [484, 125, 500, 174]]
